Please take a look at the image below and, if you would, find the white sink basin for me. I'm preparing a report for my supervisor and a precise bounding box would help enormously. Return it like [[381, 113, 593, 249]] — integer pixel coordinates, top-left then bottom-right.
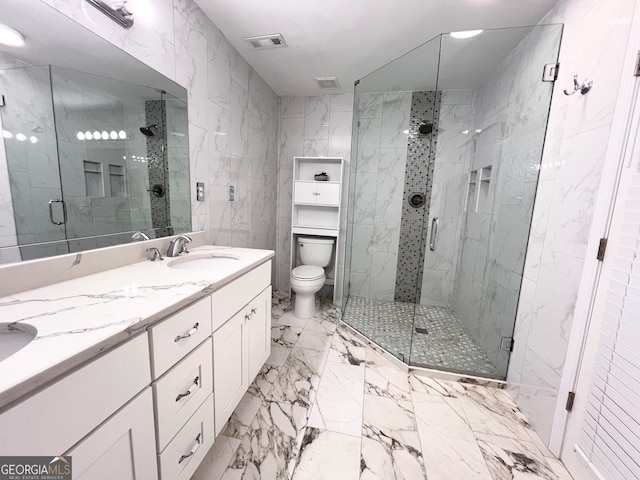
[[168, 254, 239, 270], [0, 323, 37, 362]]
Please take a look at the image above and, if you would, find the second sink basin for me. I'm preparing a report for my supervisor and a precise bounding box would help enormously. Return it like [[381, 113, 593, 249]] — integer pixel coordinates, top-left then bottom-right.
[[168, 254, 239, 270], [0, 323, 37, 363]]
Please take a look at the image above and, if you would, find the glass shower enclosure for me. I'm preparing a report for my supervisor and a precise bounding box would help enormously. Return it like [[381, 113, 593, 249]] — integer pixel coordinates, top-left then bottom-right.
[[342, 25, 563, 380]]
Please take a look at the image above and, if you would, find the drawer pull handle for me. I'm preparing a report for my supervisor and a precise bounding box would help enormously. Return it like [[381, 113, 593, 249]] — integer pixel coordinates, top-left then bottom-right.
[[174, 323, 199, 342], [175, 376, 200, 402], [245, 306, 259, 321], [178, 433, 202, 464]]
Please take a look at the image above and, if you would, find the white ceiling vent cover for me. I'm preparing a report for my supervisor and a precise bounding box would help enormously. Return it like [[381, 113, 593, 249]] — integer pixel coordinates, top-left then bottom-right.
[[315, 77, 340, 90], [243, 34, 287, 49]]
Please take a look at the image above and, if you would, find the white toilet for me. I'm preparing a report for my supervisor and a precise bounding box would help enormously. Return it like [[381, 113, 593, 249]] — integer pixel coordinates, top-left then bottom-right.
[[290, 236, 335, 319]]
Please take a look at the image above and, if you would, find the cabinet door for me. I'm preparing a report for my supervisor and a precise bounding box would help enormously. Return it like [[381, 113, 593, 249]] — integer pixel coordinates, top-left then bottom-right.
[[315, 182, 340, 205], [293, 181, 318, 204], [213, 311, 247, 436], [247, 286, 272, 382], [67, 388, 158, 480]]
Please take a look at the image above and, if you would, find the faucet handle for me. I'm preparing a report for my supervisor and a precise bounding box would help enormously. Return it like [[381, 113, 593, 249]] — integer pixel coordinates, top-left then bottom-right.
[[146, 247, 164, 262]]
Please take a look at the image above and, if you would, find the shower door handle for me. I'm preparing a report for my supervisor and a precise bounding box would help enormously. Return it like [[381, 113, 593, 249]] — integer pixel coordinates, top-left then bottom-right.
[[48, 199, 67, 225], [429, 217, 438, 251]]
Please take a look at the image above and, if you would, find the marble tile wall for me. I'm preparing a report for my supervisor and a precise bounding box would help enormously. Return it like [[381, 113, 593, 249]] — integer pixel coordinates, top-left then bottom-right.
[[276, 94, 354, 291], [346, 92, 411, 301], [451, 25, 562, 380], [419, 90, 473, 307], [42, 0, 280, 277], [0, 53, 22, 257], [507, 0, 637, 445], [166, 99, 191, 233]]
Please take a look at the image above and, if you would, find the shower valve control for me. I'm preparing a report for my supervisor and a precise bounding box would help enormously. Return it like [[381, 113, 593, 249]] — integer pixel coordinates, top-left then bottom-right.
[[196, 182, 204, 201], [229, 186, 235, 201]]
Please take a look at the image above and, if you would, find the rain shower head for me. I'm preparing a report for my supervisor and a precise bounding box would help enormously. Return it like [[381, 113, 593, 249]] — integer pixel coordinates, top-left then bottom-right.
[[418, 121, 433, 135], [140, 124, 158, 137]]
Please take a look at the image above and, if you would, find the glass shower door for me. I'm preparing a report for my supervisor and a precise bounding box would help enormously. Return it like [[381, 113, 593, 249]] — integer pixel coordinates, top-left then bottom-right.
[[343, 24, 564, 380], [0, 65, 68, 260], [342, 36, 441, 362], [410, 25, 564, 378]]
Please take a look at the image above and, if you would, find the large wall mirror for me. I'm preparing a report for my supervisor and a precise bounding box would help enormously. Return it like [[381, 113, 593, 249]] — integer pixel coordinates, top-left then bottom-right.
[[0, 0, 190, 264]]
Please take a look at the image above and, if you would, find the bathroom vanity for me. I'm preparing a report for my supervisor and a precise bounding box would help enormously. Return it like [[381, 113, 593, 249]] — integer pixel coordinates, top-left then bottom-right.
[[0, 239, 273, 480]]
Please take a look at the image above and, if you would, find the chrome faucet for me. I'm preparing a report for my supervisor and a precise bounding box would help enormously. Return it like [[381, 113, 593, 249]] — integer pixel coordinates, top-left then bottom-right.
[[132, 231, 150, 241], [167, 234, 192, 257]]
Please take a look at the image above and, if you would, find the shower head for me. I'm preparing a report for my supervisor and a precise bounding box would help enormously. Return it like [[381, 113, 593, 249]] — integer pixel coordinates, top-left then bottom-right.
[[140, 124, 158, 137], [418, 121, 433, 135]]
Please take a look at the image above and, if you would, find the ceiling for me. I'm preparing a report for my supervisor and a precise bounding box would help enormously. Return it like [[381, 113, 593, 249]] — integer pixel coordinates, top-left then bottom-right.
[[194, 0, 559, 96]]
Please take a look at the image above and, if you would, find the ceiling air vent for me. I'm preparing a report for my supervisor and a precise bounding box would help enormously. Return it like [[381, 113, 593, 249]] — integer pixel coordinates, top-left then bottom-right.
[[315, 77, 340, 90], [244, 34, 287, 49]]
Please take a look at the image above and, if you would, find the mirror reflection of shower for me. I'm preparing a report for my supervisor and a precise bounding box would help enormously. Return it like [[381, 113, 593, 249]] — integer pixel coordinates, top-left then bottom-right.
[[140, 124, 158, 137]]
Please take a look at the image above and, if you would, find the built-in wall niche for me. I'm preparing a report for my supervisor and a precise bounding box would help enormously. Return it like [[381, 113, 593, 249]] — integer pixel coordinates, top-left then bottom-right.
[[109, 164, 126, 197], [478, 166, 492, 213], [466, 169, 477, 212], [465, 166, 492, 213], [83, 160, 103, 197]]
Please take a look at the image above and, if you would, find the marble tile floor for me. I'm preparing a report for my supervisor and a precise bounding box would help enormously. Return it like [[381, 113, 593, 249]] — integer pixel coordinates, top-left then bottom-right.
[[192, 294, 572, 480], [343, 296, 500, 378]]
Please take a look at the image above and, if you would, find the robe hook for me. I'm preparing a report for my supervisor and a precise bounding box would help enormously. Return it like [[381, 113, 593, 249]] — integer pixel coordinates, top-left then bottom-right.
[[564, 75, 593, 96]]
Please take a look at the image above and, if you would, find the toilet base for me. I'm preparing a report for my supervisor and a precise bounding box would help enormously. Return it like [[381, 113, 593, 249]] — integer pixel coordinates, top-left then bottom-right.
[[293, 292, 318, 319]]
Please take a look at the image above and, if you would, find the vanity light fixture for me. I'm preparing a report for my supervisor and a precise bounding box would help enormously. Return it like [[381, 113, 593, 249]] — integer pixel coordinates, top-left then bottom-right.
[[0, 23, 25, 47], [85, 0, 134, 29], [15, 133, 26, 142], [450, 29, 483, 39]]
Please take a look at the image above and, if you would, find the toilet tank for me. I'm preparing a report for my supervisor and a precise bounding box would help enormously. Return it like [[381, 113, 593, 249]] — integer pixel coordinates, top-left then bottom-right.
[[298, 237, 335, 267]]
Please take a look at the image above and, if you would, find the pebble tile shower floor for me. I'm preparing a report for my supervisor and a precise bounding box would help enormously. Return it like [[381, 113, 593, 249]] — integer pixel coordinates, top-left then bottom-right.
[[342, 296, 500, 377], [192, 292, 572, 480]]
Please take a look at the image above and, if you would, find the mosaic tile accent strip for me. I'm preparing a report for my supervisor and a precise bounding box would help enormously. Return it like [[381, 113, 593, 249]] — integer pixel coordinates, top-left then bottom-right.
[[342, 296, 500, 378], [144, 100, 171, 234], [394, 91, 442, 302]]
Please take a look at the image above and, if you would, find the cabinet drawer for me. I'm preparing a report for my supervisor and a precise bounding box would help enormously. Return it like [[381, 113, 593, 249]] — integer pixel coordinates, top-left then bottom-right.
[[0, 334, 150, 456], [153, 338, 213, 451], [158, 393, 214, 480], [211, 261, 271, 330], [149, 296, 212, 378]]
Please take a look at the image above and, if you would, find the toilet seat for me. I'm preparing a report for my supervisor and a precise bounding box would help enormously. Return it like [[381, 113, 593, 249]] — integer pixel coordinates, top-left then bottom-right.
[[291, 265, 324, 281]]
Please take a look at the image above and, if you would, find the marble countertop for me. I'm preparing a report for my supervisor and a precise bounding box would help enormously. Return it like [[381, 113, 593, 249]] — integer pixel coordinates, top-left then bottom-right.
[[0, 245, 274, 409]]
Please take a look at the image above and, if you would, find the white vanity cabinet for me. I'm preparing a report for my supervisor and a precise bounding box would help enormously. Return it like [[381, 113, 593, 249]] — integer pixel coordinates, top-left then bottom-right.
[[67, 388, 158, 480], [211, 262, 272, 435], [0, 333, 156, 475], [0, 256, 274, 480], [148, 297, 215, 480]]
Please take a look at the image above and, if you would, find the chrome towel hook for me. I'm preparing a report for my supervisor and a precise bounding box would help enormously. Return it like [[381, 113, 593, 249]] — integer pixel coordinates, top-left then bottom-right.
[[564, 74, 593, 95]]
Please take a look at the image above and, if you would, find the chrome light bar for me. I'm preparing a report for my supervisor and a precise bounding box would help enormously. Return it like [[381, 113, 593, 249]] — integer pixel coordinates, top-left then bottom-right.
[[84, 0, 134, 28]]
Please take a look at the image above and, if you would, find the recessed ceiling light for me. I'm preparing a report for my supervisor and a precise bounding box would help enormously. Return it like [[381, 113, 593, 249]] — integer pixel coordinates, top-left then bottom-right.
[[0, 23, 25, 47], [450, 30, 483, 39]]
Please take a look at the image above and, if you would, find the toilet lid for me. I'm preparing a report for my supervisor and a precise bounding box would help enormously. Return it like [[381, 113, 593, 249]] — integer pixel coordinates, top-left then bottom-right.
[[292, 265, 324, 281]]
